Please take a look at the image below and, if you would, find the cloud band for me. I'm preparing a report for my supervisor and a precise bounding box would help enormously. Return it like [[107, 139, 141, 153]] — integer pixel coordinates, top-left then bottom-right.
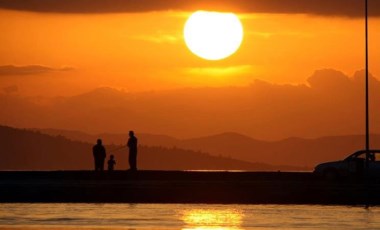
[[0, 65, 73, 76], [0, 0, 379, 17]]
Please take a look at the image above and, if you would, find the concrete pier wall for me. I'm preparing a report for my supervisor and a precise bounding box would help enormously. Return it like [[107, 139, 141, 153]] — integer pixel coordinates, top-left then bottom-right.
[[1, 171, 379, 205]]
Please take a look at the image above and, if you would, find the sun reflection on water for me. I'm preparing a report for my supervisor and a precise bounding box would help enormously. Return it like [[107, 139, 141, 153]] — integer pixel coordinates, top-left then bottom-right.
[[181, 208, 244, 230]]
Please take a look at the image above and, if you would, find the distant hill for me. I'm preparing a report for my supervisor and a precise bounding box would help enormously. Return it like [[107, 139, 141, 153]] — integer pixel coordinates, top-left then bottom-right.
[[35, 128, 178, 146], [35, 128, 380, 168], [178, 133, 380, 167], [0, 125, 302, 171]]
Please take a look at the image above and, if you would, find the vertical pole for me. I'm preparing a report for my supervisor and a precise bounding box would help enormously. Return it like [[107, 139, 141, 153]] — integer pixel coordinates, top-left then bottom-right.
[[365, 0, 370, 166], [365, 0, 369, 151], [364, 0, 371, 209]]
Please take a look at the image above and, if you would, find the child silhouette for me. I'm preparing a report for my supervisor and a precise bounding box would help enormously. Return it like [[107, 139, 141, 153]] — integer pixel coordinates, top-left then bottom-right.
[[107, 155, 116, 171]]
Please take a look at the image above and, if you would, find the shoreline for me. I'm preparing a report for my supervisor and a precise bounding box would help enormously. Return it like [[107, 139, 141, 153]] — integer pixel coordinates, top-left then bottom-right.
[[1, 170, 379, 205]]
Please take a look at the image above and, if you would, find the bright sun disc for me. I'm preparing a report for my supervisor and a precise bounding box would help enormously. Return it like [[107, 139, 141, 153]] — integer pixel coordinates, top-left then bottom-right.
[[184, 11, 243, 61]]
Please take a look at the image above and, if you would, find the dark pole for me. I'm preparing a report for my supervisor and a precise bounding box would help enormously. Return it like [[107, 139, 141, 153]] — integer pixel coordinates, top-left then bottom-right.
[[364, 0, 370, 209], [365, 0, 369, 152]]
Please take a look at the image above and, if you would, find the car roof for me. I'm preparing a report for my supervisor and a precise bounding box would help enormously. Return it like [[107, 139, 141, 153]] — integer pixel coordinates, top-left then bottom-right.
[[344, 149, 380, 160], [353, 149, 380, 154]]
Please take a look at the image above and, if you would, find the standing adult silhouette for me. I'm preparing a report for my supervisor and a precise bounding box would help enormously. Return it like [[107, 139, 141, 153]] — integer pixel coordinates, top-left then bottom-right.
[[93, 139, 106, 171], [127, 131, 138, 171]]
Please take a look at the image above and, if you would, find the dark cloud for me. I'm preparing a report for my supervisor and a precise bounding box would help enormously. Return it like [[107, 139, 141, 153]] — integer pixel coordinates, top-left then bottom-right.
[[307, 69, 352, 90], [0, 0, 379, 17], [0, 65, 73, 76]]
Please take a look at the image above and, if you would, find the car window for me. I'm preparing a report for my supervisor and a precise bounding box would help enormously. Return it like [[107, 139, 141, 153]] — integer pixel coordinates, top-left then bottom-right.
[[374, 153, 380, 162], [355, 152, 366, 160], [355, 152, 380, 162]]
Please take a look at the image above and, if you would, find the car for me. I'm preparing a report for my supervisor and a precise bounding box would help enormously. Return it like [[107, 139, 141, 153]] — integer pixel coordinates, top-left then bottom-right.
[[314, 150, 380, 179]]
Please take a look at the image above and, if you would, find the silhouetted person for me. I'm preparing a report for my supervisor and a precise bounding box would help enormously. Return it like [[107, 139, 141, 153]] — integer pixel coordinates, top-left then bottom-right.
[[93, 139, 106, 171], [108, 154, 116, 171], [127, 131, 138, 171]]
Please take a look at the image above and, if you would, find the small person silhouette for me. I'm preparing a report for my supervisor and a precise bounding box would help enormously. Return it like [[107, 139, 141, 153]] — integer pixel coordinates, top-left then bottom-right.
[[108, 155, 116, 171]]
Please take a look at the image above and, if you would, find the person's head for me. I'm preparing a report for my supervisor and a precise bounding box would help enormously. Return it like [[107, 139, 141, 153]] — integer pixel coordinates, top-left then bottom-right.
[[97, 139, 102, 145], [110, 155, 114, 159], [129, 130, 134, 137]]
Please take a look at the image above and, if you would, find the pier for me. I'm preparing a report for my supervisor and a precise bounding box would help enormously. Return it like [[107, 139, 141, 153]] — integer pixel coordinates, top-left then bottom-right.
[[1, 171, 380, 205]]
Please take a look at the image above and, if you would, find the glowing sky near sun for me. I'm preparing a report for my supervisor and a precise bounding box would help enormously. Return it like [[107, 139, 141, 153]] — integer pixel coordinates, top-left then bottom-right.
[[0, 3, 379, 97]]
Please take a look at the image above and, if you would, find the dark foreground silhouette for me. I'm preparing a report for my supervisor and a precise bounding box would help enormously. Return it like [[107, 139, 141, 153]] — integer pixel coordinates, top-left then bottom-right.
[[93, 139, 106, 171], [1, 170, 380, 205], [108, 155, 116, 171], [2, 125, 308, 171], [127, 130, 138, 171]]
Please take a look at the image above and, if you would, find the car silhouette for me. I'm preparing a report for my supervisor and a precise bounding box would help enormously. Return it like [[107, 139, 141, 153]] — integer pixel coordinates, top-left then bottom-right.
[[314, 150, 380, 179]]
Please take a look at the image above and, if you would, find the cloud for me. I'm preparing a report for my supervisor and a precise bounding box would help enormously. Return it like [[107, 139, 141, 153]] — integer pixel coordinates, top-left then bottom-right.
[[185, 65, 253, 77], [307, 69, 352, 90], [0, 0, 379, 17], [132, 34, 179, 44], [1, 68, 380, 141], [0, 65, 74, 76]]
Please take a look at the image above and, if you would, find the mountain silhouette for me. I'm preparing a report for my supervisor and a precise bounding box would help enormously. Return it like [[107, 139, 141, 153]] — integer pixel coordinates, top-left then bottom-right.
[[0, 125, 304, 171], [36, 128, 178, 146], [180, 133, 380, 167], [35, 128, 380, 168]]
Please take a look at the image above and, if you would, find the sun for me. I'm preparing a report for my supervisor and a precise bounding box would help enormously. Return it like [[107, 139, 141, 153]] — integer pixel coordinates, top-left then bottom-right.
[[184, 11, 244, 61]]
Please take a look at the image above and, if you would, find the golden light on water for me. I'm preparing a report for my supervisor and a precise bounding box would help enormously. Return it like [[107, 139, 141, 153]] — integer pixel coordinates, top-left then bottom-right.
[[181, 208, 244, 230]]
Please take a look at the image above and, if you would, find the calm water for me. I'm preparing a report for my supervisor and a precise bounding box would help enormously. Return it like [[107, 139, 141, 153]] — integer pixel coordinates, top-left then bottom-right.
[[0, 204, 379, 229]]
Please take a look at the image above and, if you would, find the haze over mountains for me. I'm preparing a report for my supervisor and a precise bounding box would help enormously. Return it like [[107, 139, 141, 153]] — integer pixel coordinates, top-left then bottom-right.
[[3, 124, 380, 171], [0, 125, 301, 171], [2, 68, 380, 170], [1, 69, 380, 140], [37, 127, 380, 168]]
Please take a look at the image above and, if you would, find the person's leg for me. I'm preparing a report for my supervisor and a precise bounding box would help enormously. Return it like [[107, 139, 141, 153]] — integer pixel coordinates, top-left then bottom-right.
[[96, 159, 101, 171], [135, 153, 138, 170], [132, 152, 137, 171], [100, 159, 104, 171], [128, 153, 132, 170]]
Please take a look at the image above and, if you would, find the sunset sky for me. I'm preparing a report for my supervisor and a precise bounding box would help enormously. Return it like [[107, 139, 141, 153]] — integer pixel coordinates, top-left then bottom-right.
[[0, 0, 379, 96], [1, 0, 380, 139]]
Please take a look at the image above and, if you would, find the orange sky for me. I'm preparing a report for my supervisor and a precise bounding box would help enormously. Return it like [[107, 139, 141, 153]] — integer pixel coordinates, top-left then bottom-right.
[[1, 4, 380, 141], [0, 8, 379, 97]]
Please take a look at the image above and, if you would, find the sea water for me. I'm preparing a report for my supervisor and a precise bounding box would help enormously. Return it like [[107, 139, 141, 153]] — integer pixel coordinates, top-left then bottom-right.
[[0, 204, 379, 229]]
